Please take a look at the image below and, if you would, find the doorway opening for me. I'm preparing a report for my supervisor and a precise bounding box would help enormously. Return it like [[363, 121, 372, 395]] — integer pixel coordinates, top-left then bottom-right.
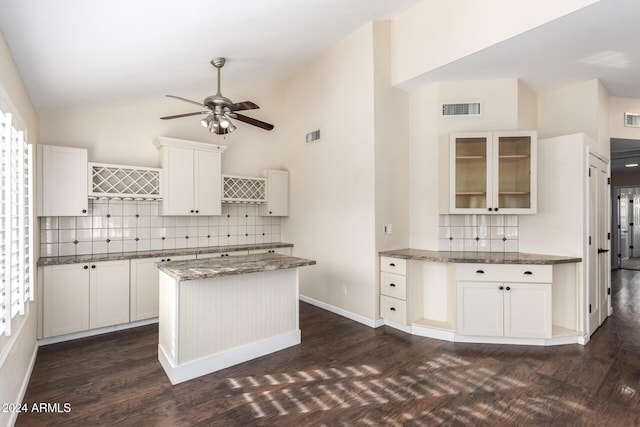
[[613, 186, 640, 270]]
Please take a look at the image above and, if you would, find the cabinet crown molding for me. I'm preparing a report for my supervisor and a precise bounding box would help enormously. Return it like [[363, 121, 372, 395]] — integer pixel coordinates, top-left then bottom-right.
[[154, 136, 228, 153]]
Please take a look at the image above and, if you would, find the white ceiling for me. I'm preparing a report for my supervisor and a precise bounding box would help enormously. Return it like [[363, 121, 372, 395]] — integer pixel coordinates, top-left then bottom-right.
[[0, 0, 420, 111], [1, 0, 640, 114]]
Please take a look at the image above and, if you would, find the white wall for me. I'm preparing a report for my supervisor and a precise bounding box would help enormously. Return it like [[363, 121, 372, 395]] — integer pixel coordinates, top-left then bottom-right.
[[408, 78, 531, 248], [39, 86, 282, 175], [609, 96, 640, 139], [0, 30, 39, 427], [537, 79, 610, 158], [390, 0, 598, 86], [279, 23, 377, 320]]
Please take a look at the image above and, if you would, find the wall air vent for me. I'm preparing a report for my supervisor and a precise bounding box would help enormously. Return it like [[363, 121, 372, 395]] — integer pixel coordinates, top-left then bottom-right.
[[440, 102, 482, 118], [306, 129, 320, 144], [625, 112, 640, 128]]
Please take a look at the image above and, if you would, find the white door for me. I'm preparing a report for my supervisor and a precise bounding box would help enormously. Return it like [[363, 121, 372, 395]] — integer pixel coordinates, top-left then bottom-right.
[[163, 146, 195, 215], [456, 281, 503, 336], [194, 149, 222, 215], [89, 260, 130, 329], [588, 155, 610, 335], [43, 264, 90, 337]]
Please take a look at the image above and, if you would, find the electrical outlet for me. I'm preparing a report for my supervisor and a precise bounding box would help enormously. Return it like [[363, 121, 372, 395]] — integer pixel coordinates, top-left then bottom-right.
[[341, 286, 347, 296]]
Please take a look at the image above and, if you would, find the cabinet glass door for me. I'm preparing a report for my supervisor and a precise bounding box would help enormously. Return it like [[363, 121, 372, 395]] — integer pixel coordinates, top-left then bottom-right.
[[454, 136, 489, 210], [496, 135, 531, 209]]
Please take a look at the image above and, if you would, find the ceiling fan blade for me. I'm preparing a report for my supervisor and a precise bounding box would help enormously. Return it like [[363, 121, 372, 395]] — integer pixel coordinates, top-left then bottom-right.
[[234, 113, 274, 130], [228, 101, 259, 111], [160, 111, 210, 120], [166, 95, 205, 107]]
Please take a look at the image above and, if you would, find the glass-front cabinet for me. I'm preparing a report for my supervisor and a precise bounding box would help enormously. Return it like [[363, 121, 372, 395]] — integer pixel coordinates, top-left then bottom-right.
[[449, 131, 536, 214]]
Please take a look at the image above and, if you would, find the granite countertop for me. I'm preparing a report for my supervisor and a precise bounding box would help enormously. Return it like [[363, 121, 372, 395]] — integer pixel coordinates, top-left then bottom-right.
[[37, 242, 294, 266], [158, 253, 316, 281], [379, 248, 582, 265]]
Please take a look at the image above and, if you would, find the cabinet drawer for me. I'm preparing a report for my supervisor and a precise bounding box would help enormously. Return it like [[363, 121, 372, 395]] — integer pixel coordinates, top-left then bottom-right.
[[380, 272, 406, 300], [380, 257, 406, 275], [456, 264, 552, 283], [380, 295, 407, 324]]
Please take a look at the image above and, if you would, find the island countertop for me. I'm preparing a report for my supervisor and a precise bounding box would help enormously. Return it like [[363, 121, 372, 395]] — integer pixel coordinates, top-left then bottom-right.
[[379, 248, 581, 265], [158, 252, 316, 281]]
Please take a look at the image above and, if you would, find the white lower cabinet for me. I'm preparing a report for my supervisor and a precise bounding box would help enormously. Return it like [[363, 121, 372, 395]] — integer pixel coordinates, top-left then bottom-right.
[[197, 250, 248, 259], [456, 264, 552, 339], [43, 260, 130, 338], [379, 257, 409, 324], [130, 255, 192, 321], [248, 247, 292, 255]]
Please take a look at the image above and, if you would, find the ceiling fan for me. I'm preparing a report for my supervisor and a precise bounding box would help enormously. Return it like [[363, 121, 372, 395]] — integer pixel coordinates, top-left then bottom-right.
[[160, 57, 274, 135]]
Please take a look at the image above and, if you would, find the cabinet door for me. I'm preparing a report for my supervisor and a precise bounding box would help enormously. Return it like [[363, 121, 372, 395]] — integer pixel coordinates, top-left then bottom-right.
[[43, 264, 89, 337], [37, 145, 88, 216], [130, 255, 192, 321], [89, 260, 130, 329], [503, 282, 551, 338], [449, 134, 492, 214], [493, 131, 537, 214], [456, 281, 503, 336], [260, 169, 288, 216], [194, 149, 222, 215], [162, 146, 195, 215]]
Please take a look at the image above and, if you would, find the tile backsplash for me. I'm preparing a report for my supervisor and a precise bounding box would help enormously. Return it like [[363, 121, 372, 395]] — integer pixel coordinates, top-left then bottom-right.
[[438, 214, 518, 252], [40, 200, 281, 257]]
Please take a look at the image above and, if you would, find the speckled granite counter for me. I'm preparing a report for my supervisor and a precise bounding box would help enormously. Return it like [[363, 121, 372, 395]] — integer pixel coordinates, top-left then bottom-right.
[[379, 249, 581, 265], [157, 253, 316, 281], [37, 242, 293, 266]]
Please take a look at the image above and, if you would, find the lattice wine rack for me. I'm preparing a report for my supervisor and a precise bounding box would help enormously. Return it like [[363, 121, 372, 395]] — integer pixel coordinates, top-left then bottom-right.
[[222, 174, 266, 204], [89, 162, 162, 199]]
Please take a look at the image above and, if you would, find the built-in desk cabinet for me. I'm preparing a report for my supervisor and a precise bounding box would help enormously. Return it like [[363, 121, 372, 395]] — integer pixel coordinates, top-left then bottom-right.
[[456, 264, 552, 339], [43, 260, 130, 337], [449, 131, 537, 214]]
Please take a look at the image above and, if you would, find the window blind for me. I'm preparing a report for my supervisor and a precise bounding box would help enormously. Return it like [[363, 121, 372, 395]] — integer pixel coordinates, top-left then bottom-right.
[[0, 108, 33, 336]]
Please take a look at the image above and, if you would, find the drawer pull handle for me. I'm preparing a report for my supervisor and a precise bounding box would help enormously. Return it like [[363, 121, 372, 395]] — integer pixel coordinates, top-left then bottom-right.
[[389, 263, 396, 267], [506, 286, 511, 291], [524, 271, 533, 275], [389, 283, 396, 287], [390, 307, 396, 312], [476, 269, 485, 274]]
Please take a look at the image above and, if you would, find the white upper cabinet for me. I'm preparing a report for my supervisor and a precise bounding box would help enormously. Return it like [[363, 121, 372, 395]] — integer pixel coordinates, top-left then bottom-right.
[[259, 169, 288, 216], [154, 137, 227, 216], [36, 144, 88, 216], [449, 131, 537, 214]]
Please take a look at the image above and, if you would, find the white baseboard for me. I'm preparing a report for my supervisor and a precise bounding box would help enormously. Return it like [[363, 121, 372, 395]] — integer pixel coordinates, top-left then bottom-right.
[[159, 330, 301, 385], [299, 295, 379, 328], [38, 318, 158, 346], [7, 338, 38, 427]]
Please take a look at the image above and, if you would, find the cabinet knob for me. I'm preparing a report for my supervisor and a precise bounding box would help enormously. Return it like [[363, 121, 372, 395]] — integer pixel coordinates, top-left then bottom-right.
[[91, 265, 96, 269], [83, 265, 89, 270], [161, 259, 165, 262], [269, 211, 273, 215], [476, 269, 484, 274], [495, 208, 499, 212], [190, 210, 194, 213], [389, 283, 396, 287], [82, 209, 87, 214], [524, 271, 533, 275], [488, 208, 493, 212], [390, 307, 396, 312], [195, 210, 199, 213], [166, 258, 171, 262], [506, 286, 511, 291], [499, 286, 504, 290]]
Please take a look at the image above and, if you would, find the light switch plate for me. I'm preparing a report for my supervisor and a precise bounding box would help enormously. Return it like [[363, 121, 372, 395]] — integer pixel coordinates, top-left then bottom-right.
[[383, 224, 393, 235]]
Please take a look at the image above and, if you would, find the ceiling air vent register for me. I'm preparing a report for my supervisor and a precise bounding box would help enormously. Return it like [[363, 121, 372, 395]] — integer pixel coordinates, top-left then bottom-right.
[[624, 112, 640, 128], [440, 102, 482, 118]]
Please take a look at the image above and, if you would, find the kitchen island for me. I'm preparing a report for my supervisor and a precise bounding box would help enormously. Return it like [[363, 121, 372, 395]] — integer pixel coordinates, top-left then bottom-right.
[[157, 253, 315, 384]]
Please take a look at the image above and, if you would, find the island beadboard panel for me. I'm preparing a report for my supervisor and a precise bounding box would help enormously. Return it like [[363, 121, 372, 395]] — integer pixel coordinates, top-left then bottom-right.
[[40, 200, 282, 257]]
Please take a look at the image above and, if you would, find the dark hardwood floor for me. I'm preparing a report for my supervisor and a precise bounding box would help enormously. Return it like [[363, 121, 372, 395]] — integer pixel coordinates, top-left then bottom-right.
[[17, 270, 640, 426]]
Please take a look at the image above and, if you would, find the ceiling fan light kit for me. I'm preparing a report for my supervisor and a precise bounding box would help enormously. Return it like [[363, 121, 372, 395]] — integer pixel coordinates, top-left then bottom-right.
[[161, 57, 274, 135]]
